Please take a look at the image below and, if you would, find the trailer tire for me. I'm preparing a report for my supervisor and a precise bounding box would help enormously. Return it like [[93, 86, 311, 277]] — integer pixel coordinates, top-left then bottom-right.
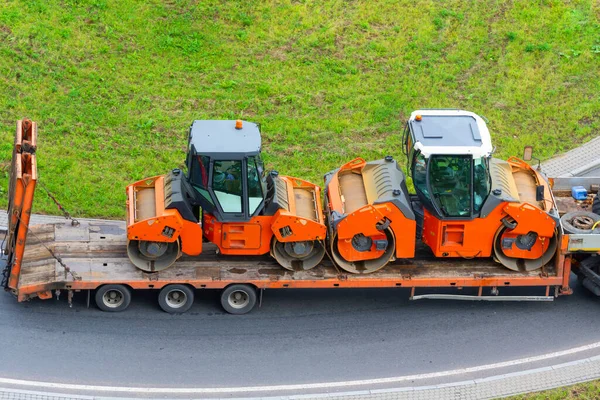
[[221, 284, 257, 315], [95, 285, 131, 312], [158, 284, 194, 313]]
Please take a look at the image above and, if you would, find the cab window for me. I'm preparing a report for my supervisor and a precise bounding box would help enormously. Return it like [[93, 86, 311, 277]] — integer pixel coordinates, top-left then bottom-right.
[[247, 156, 263, 214], [412, 151, 436, 213], [473, 157, 491, 213], [190, 155, 210, 187], [213, 160, 242, 213], [413, 152, 428, 198], [189, 155, 214, 204], [429, 155, 472, 217]]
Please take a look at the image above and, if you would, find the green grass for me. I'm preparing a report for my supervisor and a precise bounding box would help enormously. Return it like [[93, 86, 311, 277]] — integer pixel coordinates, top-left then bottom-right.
[[506, 379, 600, 399], [0, 0, 599, 218]]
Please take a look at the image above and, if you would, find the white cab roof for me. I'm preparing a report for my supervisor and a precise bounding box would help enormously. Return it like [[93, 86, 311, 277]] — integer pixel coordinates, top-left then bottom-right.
[[408, 109, 493, 158]]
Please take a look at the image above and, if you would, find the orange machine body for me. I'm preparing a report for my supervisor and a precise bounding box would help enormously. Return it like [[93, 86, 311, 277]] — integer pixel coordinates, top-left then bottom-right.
[[325, 157, 417, 263], [421, 158, 556, 260], [203, 175, 326, 256], [127, 174, 326, 258], [126, 175, 203, 256]]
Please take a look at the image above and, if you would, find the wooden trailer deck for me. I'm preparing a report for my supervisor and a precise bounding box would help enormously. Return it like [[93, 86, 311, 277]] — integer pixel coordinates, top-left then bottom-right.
[[12, 220, 572, 302]]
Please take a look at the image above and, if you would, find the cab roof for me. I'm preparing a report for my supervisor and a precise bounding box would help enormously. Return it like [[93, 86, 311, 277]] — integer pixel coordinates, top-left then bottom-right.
[[188, 120, 261, 159], [408, 110, 493, 158]]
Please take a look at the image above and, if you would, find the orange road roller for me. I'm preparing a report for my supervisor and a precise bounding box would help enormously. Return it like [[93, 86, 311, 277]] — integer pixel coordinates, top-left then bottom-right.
[[325, 109, 559, 273], [126, 120, 327, 272], [323, 157, 417, 273]]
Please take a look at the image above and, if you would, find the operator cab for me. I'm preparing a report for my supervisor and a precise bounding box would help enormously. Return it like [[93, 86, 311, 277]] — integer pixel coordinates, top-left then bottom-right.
[[186, 120, 268, 222], [403, 110, 493, 219]]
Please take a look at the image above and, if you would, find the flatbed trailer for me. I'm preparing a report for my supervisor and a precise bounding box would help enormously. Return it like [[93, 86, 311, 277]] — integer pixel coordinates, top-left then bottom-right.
[[4, 120, 600, 314]]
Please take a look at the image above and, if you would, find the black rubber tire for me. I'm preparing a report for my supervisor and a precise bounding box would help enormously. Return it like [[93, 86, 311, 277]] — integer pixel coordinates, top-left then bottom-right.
[[220, 284, 257, 315], [158, 284, 194, 314], [560, 211, 600, 234], [95, 284, 132, 312], [576, 256, 600, 296], [593, 195, 600, 216]]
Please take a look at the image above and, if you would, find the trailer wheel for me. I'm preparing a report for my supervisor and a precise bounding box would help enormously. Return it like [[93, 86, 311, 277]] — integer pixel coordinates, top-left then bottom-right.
[[221, 284, 257, 315], [158, 284, 194, 313], [95, 285, 131, 312]]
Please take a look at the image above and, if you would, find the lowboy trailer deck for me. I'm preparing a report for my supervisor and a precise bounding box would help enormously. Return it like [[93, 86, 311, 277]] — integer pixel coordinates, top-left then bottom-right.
[[4, 119, 600, 314]]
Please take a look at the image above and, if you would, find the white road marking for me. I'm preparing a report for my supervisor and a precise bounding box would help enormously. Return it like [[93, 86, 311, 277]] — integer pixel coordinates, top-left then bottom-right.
[[1, 341, 600, 394]]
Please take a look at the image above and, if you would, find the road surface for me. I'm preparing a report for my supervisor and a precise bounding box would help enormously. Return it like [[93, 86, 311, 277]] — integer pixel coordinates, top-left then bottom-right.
[[1, 276, 599, 388]]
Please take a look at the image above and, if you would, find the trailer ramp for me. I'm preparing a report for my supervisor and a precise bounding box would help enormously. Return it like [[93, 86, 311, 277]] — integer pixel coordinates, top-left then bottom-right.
[[3, 119, 37, 292]]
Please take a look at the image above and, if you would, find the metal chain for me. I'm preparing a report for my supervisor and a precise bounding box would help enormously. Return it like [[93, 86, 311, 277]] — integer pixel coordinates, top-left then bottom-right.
[[17, 215, 81, 281], [37, 180, 80, 226], [2, 180, 82, 289]]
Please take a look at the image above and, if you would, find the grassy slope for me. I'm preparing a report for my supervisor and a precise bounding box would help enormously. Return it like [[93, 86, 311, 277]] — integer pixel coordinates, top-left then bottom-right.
[[0, 0, 599, 217]]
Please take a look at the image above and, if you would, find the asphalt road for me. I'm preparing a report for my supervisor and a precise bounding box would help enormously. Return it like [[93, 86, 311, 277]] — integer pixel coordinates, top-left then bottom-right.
[[1, 277, 599, 388]]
